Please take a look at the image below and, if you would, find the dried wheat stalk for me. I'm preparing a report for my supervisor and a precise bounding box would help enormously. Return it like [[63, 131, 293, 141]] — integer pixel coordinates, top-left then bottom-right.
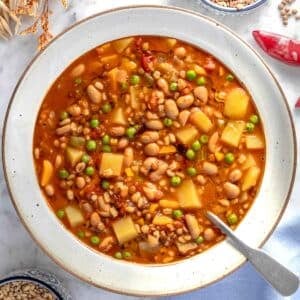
[[0, 0, 68, 49]]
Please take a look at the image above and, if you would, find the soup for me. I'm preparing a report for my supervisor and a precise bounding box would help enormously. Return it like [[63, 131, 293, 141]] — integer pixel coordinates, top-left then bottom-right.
[[33, 36, 265, 264]]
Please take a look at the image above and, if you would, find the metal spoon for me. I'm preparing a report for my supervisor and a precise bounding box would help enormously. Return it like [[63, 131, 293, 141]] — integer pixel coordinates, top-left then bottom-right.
[[206, 211, 299, 296]]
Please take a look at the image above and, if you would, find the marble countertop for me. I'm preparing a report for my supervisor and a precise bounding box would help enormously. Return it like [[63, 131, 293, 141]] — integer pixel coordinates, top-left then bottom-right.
[[0, 1, 300, 299]]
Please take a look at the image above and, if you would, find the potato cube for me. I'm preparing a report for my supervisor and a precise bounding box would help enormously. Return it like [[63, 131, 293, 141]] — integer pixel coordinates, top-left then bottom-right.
[[108, 68, 118, 92], [112, 38, 134, 53], [175, 126, 199, 145], [159, 199, 179, 209], [221, 121, 245, 147], [159, 145, 177, 155], [245, 134, 265, 150], [224, 88, 249, 119], [129, 86, 140, 110], [100, 54, 119, 68], [65, 205, 84, 228], [152, 215, 173, 225], [112, 216, 138, 244], [189, 111, 213, 133], [242, 154, 257, 170], [99, 153, 124, 177], [65, 147, 84, 167], [177, 180, 202, 209], [241, 166, 261, 191], [41, 160, 53, 187], [111, 107, 127, 126], [166, 38, 177, 48]]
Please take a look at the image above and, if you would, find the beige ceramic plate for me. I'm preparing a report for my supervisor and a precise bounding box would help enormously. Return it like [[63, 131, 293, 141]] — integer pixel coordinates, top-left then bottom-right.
[[2, 5, 297, 296]]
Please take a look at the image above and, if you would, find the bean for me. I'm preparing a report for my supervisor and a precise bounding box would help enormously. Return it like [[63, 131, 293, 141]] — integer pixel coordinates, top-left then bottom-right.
[[223, 182, 240, 199], [90, 212, 101, 227], [177, 78, 187, 90], [174, 47, 186, 58], [157, 78, 170, 95], [164, 99, 179, 120], [117, 137, 129, 149], [82, 202, 93, 214], [99, 236, 114, 252], [178, 110, 191, 126], [208, 132, 220, 153], [67, 104, 81, 116], [193, 86, 208, 104], [94, 81, 104, 90], [229, 169, 242, 182], [56, 124, 71, 135], [185, 214, 201, 239], [34, 148, 40, 159], [204, 228, 215, 241], [87, 84, 102, 104], [54, 154, 63, 169], [144, 143, 159, 156], [110, 126, 125, 137], [176, 94, 194, 109], [76, 176, 86, 189], [140, 131, 159, 144], [196, 174, 207, 185], [70, 63, 85, 77], [145, 120, 163, 130], [202, 162, 218, 175], [66, 189, 74, 201], [124, 147, 134, 167], [44, 184, 54, 196]]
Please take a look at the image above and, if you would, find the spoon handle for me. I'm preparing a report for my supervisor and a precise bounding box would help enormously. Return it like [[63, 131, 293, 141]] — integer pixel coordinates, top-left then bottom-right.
[[207, 212, 299, 296]]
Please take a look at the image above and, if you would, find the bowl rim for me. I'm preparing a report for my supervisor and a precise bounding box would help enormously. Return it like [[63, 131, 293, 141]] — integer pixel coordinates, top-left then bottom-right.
[[2, 4, 297, 297]]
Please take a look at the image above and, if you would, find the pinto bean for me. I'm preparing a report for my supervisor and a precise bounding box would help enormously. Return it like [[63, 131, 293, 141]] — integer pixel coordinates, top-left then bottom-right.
[[54, 155, 63, 168], [145, 120, 163, 130], [90, 212, 101, 227], [174, 47, 186, 58], [140, 131, 159, 144], [117, 137, 129, 149], [193, 86, 208, 104], [202, 162, 218, 175], [124, 147, 134, 167], [157, 78, 169, 95], [44, 184, 54, 196], [109, 126, 125, 137], [176, 94, 194, 109], [70, 63, 85, 77], [76, 176, 86, 189], [204, 228, 215, 241], [67, 104, 81, 116], [224, 182, 240, 199], [164, 99, 179, 120], [178, 110, 190, 126], [177, 79, 187, 91], [144, 143, 159, 156], [229, 169, 242, 182], [99, 236, 114, 252], [208, 132, 220, 153], [56, 124, 71, 135], [87, 84, 102, 104], [82, 202, 93, 214], [185, 214, 201, 239], [66, 189, 74, 201]]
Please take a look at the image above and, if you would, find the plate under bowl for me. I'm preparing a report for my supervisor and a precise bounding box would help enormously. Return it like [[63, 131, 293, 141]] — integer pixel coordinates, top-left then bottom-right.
[[2, 5, 297, 296]]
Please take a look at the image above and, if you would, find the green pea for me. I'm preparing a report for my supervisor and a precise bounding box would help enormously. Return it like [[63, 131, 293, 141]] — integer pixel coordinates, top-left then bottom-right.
[[102, 145, 111, 153], [196, 76, 207, 86], [90, 118, 100, 128], [101, 180, 110, 190], [192, 140, 201, 152], [86, 140, 97, 151], [102, 134, 111, 145], [122, 251, 132, 259], [227, 213, 238, 225], [186, 69, 197, 81], [195, 236, 204, 244], [170, 176, 182, 187], [77, 230, 85, 239], [130, 75, 140, 85], [163, 118, 173, 127], [101, 103, 112, 113], [187, 167, 197, 177], [249, 114, 259, 124], [120, 82, 128, 91], [114, 251, 122, 259], [246, 122, 255, 133], [85, 166, 95, 176], [186, 149, 196, 160], [224, 152, 235, 164], [58, 169, 69, 179], [226, 74, 234, 81], [60, 111, 69, 120], [199, 135, 209, 144], [56, 209, 65, 219], [81, 154, 90, 163], [126, 127, 137, 139], [74, 77, 82, 85], [172, 209, 183, 219], [169, 82, 178, 92], [90, 236, 100, 245]]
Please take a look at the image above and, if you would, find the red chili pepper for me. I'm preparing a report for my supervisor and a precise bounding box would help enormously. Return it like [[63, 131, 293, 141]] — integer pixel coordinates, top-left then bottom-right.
[[253, 30, 300, 66], [141, 51, 155, 72], [295, 97, 300, 108]]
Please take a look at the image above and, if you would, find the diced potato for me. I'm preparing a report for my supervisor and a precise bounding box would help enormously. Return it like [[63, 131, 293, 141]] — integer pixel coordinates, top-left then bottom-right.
[[108, 68, 119, 92], [242, 154, 257, 170], [65, 205, 84, 228], [40, 160, 53, 187], [129, 86, 140, 110], [166, 38, 177, 48], [215, 152, 224, 162], [121, 58, 137, 71], [245, 134, 265, 150], [224, 87, 249, 119], [221, 121, 245, 147], [159, 199, 179, 209], [159, 145, 177, 155], [100, 54, 119, 67], [194, 65, 207, 76], [152, 214, 173, 225], [177, 180, 202, 209], [65, 147, 84, 167], [99, 153, 124, 177], [112, 37, 134, 53], [125, 167, 134, 177], [149, 203, 159, 213], [111, 107, 127, 126], [189, 111, 213, 133], [158, 62, 176, 74], [112, 216, 138, 244], [175, 126, 198, 145], [241, 166, 261, 191]]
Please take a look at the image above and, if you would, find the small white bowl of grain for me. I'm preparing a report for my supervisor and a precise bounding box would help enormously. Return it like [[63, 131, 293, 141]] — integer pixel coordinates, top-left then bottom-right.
[[200, 0, 268, 13]]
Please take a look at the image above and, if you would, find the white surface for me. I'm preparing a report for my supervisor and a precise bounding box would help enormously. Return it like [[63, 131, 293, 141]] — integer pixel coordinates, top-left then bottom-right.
[[0, 1, 299, 299]]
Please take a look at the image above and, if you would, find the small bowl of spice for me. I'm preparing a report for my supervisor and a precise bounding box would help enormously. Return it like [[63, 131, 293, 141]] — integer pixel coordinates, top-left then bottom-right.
[[0, 269, 72, 300], [200, 0, 268, 14]]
